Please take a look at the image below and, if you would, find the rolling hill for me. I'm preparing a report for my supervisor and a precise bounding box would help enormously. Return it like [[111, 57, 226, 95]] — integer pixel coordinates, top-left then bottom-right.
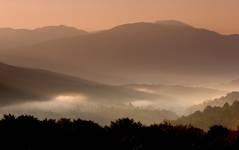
[[0, 62, 160, 106], [0, 25, 87, 51], [0, 63, 179, 124], [1, 20, 239, 85]]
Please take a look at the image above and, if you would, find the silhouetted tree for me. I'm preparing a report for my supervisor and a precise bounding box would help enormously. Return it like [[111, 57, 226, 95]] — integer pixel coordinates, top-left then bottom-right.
[[0, 114, 239, 150]]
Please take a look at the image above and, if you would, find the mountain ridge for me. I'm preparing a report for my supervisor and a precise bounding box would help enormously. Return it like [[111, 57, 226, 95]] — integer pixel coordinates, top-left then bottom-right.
[[0, 62, 160, 106], [0, 25, 87, 50], [1, 21, 239, 85]]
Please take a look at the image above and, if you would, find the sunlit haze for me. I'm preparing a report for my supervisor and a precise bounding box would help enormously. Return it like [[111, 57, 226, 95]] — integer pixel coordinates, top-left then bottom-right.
[[1, 0, 239, 140]]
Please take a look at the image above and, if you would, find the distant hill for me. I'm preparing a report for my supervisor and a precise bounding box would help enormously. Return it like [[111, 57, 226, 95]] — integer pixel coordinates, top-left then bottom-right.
[[175, 101, 239, 130], [1, 21, 239, 84], [155, 20, 192, 27], [0, 62, 160, 106], [186, 92, 239, 114], [0, 25, 87, 50], [0, 63, 179, 124]]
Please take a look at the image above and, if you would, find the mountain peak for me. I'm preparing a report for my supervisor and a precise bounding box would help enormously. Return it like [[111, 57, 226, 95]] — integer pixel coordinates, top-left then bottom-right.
[[33, 25, 88, 34], [155, 20, 192, 27], [0, 25, 88, 34], [110, 20, 193, 32]]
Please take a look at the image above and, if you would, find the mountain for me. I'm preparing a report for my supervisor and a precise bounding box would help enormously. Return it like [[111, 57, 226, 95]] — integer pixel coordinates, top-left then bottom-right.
[[1, 21, 239, 85], [186, 92, 239, 114], [0, 25, 87, 50], [155, 20, 192, 27], [0, 63, 177, 125], [0, 63, 179, 124], [0, 62, 160, 106], [175, 101, 239, 130]]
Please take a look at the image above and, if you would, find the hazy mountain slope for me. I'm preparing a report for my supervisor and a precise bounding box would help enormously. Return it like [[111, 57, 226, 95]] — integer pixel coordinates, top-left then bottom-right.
[[155, 20, 192, 27], [0, 63, 160, 106], [127, 84, 226, 105], [0, 83, 47, 104], [0, 25, 87, 50], [175, 101, 239, 130], [187, 92, 239, 114], [218, 78, 239, 91], [1, 21, 239, 84], [0, 63, 178, 124]]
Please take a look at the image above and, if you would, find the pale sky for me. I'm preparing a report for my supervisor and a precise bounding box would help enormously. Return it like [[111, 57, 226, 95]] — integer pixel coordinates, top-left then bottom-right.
[[0, 0, 239, 34]]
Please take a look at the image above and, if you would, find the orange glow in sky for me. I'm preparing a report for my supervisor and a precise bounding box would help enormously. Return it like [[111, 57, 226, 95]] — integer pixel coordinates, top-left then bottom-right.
[[0, 0, 239, 34]]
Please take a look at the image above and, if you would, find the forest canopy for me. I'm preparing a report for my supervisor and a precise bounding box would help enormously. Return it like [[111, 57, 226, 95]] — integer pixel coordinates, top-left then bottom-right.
[[1, 114, 239, 150]]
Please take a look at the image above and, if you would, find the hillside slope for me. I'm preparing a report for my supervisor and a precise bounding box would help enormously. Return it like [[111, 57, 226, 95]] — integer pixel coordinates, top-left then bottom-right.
[[0, 25, 87, 50], [0, 63, 159, 106], [187, 92, 239, 114], [175, 101, 239, 130], [1, 21, 239, 84]]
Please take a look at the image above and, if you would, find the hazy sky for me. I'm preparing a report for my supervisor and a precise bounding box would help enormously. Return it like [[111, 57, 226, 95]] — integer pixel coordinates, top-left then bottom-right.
[[0, 0, 239, 34]]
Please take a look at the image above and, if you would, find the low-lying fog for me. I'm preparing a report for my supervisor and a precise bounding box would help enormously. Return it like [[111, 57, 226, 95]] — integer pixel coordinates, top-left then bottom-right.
[[0, 86, 227, 125], [0, 94, 179, 125]]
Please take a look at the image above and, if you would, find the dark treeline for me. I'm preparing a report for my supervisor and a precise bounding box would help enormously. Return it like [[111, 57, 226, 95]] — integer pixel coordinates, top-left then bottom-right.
[[1, 115, 239, 150]]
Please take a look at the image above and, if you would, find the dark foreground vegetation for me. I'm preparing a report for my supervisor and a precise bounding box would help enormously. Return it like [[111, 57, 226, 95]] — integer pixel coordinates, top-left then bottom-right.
[[1, 115, 239, 150]]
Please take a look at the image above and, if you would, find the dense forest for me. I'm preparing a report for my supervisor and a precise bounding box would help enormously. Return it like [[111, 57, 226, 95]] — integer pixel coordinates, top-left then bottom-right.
[[1, 114, 239, 150]]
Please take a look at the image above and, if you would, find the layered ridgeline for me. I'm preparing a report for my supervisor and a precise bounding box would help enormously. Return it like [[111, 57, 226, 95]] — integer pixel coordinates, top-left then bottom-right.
[[0, 62, 162, 105], [0, 63, 177, 124], [0, 63, 226, 115], [0, 25, 87, 50], [1, 20, 239, 84], [175, 101, 239, 130]]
